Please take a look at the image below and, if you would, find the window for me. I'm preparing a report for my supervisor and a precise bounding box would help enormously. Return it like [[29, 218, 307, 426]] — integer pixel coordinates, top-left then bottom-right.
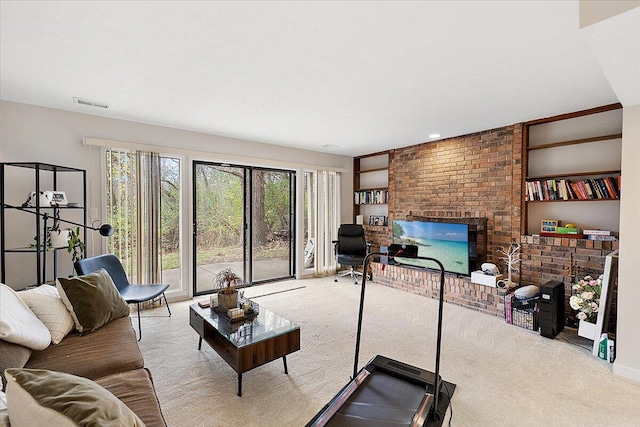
[[105, 149, 182, 292]]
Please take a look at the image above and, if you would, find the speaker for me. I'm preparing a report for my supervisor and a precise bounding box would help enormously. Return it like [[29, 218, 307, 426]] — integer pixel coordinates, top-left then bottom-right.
[[538, 280, 565, 339]]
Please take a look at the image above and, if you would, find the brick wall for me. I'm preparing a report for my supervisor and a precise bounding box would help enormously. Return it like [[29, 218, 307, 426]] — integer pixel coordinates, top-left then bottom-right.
[[369, 262, 504, 317], [367, 124, 523, 270], [362, 224, 388, 253], [519, 234, 618, 325]]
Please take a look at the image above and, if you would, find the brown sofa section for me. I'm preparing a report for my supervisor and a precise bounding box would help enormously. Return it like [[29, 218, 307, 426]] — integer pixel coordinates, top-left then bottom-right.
[[25, 316, 143, 379], [96, 368, 166, 427], [1, 317, 166, 426]]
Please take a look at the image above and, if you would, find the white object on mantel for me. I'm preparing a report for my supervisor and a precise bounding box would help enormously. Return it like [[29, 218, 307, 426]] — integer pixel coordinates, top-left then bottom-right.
[[578, 319, 597, 340], [470, 271, 503, 287]]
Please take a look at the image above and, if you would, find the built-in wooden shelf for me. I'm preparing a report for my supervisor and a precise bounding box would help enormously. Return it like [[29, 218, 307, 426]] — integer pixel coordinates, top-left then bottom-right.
[[527, 133, 622, 151]]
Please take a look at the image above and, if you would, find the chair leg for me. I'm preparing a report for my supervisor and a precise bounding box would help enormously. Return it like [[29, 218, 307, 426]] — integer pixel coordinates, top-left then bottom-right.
[[351, 267, 358, 284], [137, 302, 142, 341], [163, 293, 171, 317], [336, 266, 363, 284]]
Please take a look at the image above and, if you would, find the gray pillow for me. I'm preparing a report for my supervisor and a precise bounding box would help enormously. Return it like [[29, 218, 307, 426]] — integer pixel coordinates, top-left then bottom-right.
[[56, 269, 130, 335], [5, 368, 145, 427], [0, 340, 31, 391]]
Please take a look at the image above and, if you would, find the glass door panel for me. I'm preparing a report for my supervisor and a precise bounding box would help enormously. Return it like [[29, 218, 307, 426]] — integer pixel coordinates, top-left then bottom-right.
[[251, 169, 295, 282], [193, 162, 246, 295]]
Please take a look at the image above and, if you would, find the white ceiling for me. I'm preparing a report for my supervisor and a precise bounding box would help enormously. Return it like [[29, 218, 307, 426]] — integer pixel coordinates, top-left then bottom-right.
[[0, 1, 635, 156]]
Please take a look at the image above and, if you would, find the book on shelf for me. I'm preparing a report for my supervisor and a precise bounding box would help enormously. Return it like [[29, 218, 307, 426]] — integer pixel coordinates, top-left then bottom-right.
[[589, 179, 602, 199], [595, 178, 611, 199], [583, 229, 612, 236], [587, 235, 617, 241], [604, 178, 618, 199], [581, 180, 594, 199]]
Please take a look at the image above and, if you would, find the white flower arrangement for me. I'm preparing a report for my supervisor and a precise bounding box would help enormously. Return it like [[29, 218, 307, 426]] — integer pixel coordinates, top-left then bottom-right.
[[570, 274, 603, 322]]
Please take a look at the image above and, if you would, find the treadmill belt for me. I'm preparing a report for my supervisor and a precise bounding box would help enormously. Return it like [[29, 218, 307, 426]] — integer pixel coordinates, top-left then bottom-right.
[[327, 370, 426, 426]]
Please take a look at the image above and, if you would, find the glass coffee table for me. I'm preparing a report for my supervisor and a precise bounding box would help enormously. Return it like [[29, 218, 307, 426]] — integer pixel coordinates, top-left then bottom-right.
[[189, 301, 300, 396]]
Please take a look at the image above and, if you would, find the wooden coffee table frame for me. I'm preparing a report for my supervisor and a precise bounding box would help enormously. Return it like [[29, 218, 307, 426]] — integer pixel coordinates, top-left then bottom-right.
[[189, 303, 300, 396]]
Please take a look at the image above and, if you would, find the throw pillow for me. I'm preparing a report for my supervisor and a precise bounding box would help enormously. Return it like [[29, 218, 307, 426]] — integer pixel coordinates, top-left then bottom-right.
[[0, 339, 32, 392], [0, 284, 51, 350], [18, 284, 75, 344], [5, 368, 145, 427], [56, 269, 130, 335]]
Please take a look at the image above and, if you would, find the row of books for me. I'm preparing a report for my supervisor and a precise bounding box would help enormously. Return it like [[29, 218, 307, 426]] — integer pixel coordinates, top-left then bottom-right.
[[354, 190, 389, 205], [526, 177, 619, 201]]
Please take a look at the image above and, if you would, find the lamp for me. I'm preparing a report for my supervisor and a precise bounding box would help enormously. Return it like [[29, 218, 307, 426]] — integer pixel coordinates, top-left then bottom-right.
[[3, 203, 114, 283]]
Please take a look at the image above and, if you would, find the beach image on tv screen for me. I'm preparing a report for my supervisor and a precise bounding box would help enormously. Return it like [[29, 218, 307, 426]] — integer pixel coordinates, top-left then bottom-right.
[[392, 220, 469, 275]]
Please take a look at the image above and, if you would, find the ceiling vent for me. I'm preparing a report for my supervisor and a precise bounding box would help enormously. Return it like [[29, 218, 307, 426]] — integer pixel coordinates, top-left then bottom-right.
[[73, 97, 110, 109]]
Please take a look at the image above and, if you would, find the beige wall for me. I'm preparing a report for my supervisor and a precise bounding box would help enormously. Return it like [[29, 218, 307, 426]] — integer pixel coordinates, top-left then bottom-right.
[[580, 0, 640, 28], [614, 104, 640, 382], [0, 101, 353, 286]]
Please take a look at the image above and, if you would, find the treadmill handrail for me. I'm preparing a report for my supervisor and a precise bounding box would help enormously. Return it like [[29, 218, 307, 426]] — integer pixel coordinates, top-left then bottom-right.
[[352, 251, 446, 422]]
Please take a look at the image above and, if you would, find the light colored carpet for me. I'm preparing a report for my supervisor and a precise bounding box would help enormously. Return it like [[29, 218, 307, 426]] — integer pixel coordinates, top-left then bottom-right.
[[138, 277, 640, 426]]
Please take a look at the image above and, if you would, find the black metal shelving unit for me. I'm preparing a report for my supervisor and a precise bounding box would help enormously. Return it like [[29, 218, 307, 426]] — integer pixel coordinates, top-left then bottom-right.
[[1, 162, 87, 285]]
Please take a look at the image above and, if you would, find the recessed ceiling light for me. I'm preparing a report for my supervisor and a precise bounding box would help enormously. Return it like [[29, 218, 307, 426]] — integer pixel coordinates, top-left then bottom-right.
[[321, 144, 338, 148], [429, 133, 441, 139], [73, 97, 110, 109]]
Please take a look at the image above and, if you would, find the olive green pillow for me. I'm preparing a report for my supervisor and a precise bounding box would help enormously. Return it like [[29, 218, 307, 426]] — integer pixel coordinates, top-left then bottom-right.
[[5, 368, 145, 427], [56, 269, 130, 335]]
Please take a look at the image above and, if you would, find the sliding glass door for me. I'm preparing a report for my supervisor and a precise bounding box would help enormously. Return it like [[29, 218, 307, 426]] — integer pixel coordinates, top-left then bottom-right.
[[251, 168, 295, 282], [193, 162, 294, 295]]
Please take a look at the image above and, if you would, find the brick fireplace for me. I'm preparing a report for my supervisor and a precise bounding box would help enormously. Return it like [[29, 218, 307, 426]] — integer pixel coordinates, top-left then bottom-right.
[[360, 122, 615, 322]]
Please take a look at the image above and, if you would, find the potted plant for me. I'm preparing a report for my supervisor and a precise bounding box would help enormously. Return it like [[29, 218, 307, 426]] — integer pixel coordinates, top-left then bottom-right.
[[67, 227, 85, 264], [214, 268, 243, 311], [570, 274, 603, 339], [49, 224, 71, 249]]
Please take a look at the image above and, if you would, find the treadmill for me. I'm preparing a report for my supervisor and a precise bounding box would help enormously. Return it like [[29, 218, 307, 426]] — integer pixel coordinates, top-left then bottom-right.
[[307, 250, 456, 427]]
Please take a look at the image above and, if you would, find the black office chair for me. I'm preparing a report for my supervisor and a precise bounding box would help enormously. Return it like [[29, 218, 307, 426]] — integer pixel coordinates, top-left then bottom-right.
[[75, 254, 171, 340], [334, 224, 370, 284]]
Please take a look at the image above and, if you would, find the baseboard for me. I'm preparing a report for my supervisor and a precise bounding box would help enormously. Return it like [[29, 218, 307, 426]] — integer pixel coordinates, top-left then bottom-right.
[[613, 361, 640, 383]]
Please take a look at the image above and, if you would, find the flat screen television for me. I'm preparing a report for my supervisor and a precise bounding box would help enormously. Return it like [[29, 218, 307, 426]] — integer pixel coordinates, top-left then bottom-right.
[[392, 219, 477, 276]]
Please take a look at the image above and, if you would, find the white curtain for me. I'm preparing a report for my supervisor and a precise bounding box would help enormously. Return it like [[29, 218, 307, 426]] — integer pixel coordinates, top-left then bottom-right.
[[137, 151, 162, 284], [314, 170, 340, 276], [106, 149, 161, 284]]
